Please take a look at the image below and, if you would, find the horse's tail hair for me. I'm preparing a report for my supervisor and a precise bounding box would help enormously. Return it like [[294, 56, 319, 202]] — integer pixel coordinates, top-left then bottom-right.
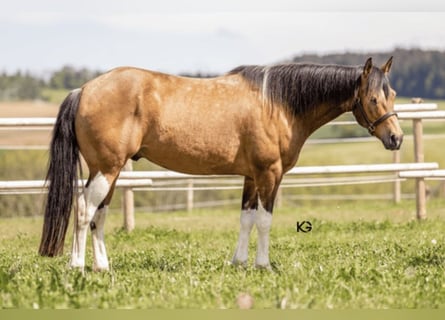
[[39, 88, 82, 257]]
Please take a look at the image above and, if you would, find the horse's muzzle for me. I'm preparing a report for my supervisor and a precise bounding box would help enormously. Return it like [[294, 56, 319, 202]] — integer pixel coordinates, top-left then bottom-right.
[[383, 133, 403, 150]]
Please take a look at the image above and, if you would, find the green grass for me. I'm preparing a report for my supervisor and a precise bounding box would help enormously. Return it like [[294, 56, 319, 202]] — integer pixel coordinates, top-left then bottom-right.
[[40, 88, 70, 104], [1, 200, 445, 309]]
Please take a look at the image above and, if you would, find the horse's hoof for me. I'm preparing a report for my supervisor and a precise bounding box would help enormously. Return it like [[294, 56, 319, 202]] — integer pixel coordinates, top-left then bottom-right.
[[231, 259, 248, 268], [92, 265, 109, 272], [255, 263, 272, 271], [68, 263, 85, 274]]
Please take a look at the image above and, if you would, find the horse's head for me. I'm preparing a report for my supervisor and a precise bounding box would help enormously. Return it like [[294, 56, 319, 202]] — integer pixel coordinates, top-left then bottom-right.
[[352, 57, 403, 150]]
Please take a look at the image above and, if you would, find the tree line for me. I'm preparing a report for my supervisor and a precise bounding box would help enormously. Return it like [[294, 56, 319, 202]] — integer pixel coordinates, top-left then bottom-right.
[[0, 66, 102, 101], [1, 48, 444, 101]]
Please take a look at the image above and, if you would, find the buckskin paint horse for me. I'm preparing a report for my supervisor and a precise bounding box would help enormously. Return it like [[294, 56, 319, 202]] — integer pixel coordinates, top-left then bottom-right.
[[39, 57, 402, 271]]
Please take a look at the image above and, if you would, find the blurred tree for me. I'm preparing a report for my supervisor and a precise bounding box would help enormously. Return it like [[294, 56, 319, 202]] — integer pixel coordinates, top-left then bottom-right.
[[49, 65, 102, 89], [0, 71, 43, 100]]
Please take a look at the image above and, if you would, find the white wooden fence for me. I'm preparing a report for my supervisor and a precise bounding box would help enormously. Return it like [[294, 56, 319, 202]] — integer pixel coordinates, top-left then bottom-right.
[[1, 102, 444, 227]]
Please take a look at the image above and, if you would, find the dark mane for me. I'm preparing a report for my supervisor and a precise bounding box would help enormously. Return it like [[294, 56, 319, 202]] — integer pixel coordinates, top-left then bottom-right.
[[229, 63, 388, 115]]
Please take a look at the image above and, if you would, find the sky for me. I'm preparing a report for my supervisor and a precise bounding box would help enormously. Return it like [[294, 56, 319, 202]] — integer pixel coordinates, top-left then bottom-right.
[[1, 0, 445, 75]]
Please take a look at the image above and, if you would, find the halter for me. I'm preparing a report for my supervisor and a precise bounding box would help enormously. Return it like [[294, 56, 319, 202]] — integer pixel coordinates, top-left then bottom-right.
[[353, 98, 398, 135]]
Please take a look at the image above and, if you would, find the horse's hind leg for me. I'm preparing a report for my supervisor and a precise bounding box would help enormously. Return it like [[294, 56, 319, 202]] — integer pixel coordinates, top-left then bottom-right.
[[90, 179, 117, 271], [232, 177, 258, 266], [70, 171, 113, 271], [90, 206, 109, 271]]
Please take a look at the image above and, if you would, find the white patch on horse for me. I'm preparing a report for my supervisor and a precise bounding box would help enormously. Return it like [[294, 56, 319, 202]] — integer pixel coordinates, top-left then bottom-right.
[[70, 171, 110, 270], [255, 202, 272, 269], [232, 209, 256, 266], [71, 88, 82, 95], [91, 205, 109, 271], [262, 66, 269, 104]]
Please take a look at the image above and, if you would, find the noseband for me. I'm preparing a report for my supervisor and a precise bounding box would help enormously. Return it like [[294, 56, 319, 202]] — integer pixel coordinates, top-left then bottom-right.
[[353, 99, 398, 135]]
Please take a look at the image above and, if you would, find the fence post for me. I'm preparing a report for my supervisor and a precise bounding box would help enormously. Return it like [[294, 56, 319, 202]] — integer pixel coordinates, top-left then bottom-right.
[[187, 179, 194, 212], [122, 160, 135, 231], [393, 150, 401, 203], [412, 98, 427, 220]]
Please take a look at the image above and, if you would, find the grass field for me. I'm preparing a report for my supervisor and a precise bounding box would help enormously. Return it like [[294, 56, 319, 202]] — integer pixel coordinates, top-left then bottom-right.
[[1, 200, 445, 309]]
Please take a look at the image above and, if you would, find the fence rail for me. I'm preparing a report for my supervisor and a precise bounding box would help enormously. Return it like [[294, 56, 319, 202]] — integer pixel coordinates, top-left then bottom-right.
[[1, 162, 436, 192], [399, 170, 445, 178], [1, 102, 444, 226], [0, 179, 153, 192]]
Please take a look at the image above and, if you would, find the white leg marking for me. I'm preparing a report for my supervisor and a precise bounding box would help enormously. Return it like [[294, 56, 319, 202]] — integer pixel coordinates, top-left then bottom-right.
[[255, 202, 273, 268], [232, 209, 256, 266], [70, 172, 110, 270], [70, 193, 87, 269], [91, 205, 109, 271]]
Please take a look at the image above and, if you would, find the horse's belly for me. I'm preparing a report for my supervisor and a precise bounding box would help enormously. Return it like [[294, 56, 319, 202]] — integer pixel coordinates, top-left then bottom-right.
[[140, 130, 246, 175]]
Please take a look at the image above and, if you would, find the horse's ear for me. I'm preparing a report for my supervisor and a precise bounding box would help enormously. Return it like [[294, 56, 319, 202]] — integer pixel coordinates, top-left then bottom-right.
[[381, 56, 393, 74], [363, 57, 373, 78]]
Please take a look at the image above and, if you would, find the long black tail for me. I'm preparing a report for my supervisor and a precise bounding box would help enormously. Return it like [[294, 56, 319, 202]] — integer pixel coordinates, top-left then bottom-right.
[[39, 89, 82, 257]]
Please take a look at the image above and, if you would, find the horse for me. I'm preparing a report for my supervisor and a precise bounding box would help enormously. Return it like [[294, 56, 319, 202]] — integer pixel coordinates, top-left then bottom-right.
[[38, 57, 403, 271]]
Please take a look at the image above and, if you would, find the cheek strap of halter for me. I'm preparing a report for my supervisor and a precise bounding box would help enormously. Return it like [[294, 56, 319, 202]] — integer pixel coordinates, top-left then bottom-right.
[[353, 99, 398, 135]]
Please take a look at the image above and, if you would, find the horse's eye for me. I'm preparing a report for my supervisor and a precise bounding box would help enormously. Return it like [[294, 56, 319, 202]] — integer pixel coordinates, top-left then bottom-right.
[[370, 97, 378, 105]]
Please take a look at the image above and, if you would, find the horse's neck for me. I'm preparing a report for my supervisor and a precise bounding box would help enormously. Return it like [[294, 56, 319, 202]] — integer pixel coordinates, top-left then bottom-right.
[[298, 98, 355, 137]]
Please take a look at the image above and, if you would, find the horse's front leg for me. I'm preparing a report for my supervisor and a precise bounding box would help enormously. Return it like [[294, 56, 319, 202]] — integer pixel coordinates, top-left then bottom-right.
[[232, 177, 258, 267], [253, 164, 282, 269]]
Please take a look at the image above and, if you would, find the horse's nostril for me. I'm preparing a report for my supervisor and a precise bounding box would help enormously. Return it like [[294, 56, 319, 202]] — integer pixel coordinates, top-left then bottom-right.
[[390, 134, 403, 150], [391, 134, 397, 146]]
